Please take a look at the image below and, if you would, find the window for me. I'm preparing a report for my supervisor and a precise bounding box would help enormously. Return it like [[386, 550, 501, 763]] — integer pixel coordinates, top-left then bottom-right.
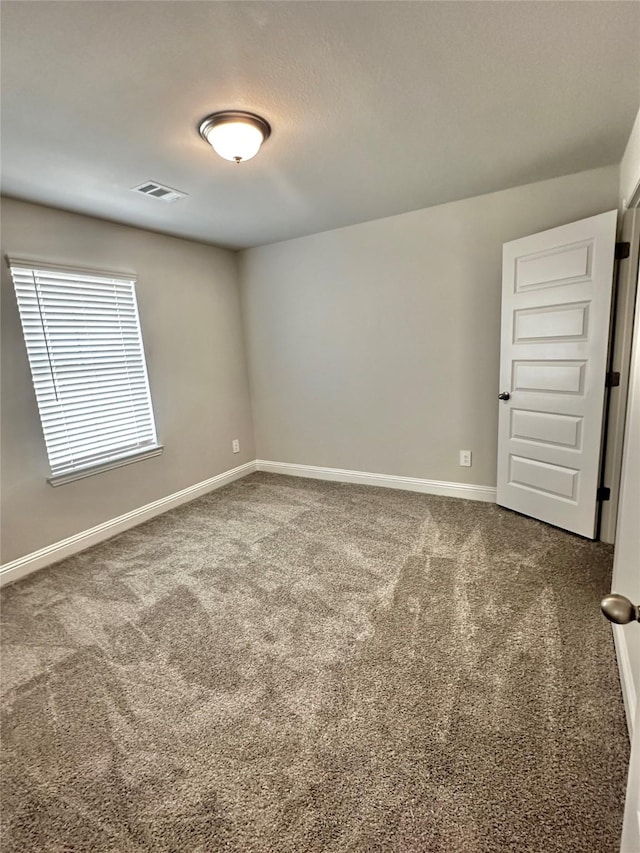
[[9, 259, 162, 485]]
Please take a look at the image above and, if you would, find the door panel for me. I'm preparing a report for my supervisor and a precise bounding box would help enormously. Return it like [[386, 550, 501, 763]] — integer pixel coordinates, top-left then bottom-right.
[[512, 360, 586, 394], [515, 240, 592, 289], [513, 302, 589, 343], [510, 409, 582, 448], [497, 210, 617, 538], [509, 455, 579, 500], [612, 255, 640, 852]]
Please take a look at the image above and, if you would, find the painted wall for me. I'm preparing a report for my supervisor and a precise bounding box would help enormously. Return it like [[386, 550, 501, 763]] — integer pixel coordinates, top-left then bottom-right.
[[240, 165, 619, 487], [620, 107, 640, 210], [1, 198, 254, 563]]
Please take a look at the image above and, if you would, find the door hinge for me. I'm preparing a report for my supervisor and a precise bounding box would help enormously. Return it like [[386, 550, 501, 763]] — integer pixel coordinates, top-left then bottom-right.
[[597, 486, 611, 502], [615, 241, 630, 260], [606, 371, 621, 388]]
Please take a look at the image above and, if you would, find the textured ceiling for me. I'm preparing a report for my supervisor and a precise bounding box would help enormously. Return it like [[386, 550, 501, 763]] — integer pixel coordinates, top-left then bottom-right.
[[1, 1, 639, 250]]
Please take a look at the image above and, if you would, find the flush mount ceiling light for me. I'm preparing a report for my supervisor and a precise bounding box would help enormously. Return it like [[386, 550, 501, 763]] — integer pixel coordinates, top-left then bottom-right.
[[198, 111, 271, 164]]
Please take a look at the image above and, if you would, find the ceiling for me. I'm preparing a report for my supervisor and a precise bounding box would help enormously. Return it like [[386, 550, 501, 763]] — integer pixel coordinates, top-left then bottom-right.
[[2, 1, 639, 250]]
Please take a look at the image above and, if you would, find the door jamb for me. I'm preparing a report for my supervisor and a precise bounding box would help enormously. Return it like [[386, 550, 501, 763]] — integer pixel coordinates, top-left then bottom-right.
[[599, 205, 640, 543]]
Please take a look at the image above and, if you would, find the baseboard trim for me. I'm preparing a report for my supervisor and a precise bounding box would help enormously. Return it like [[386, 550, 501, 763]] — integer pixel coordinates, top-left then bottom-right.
[[1, 460, 496, 588], [256, 460, 497, 503], [0, 461, 257, 588], [612, 623, 636, 740]]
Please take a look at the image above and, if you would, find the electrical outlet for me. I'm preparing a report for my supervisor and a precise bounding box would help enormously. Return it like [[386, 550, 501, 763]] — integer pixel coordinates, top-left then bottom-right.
[[459, 450, 472, 467], [232, 439, 240, 454]]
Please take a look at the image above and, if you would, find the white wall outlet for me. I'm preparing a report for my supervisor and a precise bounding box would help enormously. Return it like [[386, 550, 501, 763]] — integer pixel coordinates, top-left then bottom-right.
[[232, 439, 240, 454], [459, 450, 472, 467]]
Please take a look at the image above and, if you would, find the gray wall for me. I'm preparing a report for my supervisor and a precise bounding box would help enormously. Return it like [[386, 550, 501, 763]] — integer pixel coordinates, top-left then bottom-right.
[[240, 165, 619, 487], [1, 198, 254, 563], [0, 165, 622, 562]]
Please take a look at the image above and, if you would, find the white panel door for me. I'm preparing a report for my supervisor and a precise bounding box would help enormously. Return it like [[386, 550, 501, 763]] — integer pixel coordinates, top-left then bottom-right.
[[497, 210, 617, 538], [613, 263, 640, 853]]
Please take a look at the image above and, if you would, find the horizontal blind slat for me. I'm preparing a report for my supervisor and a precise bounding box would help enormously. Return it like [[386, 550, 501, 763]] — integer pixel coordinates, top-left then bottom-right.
[[37, 402, 150, 418], [50, 435, 156, 466], [35, 388, 151, 409], [45, 425, 156, 454], [22, 319, 140, 328], [28, 360, 145, 371], [14, 280, 134, 289], [45, 425, 157, 451], [37, 397, 151, 413], [51, 444, 157, 473], [44, 410, 156, 441]]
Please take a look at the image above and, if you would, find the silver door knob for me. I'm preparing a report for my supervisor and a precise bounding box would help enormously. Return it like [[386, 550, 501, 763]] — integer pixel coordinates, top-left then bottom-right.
[[498, 392, 511, 401], [600, 594, 640, 624]]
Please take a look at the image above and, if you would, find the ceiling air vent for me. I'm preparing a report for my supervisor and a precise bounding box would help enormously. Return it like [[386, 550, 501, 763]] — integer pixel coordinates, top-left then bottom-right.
[[132, 181, 187, 202]]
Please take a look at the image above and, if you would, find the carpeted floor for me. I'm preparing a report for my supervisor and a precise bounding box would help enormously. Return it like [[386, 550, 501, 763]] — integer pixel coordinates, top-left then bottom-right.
[[0, 472, 629, 852]]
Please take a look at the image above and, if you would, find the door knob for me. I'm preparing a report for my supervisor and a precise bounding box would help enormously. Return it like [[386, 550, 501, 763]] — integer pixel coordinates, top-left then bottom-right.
[[498, 392, 511, 401], [600, 594, 640, 625]]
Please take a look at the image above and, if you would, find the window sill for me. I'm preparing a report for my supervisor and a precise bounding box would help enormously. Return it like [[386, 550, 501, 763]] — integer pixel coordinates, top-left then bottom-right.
[[47, 445, 164, 487]]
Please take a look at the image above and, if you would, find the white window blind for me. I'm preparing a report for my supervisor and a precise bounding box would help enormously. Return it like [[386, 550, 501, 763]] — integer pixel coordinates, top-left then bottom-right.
[[9, 259, 161, 485]]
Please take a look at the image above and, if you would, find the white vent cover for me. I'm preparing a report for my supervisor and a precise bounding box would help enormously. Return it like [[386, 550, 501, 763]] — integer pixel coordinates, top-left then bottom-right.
[[132, 181, 187, 202]]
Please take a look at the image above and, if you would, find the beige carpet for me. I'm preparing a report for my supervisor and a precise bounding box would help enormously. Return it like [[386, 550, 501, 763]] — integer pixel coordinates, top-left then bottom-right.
[[0, 473, 629, 852]]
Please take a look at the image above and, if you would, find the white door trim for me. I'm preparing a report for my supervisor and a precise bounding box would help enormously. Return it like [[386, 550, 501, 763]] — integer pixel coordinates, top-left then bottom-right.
[[600, 207, 640, 543]]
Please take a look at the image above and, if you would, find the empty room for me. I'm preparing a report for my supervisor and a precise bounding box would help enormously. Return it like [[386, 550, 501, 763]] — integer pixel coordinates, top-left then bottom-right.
[[2, 1, 640, 851]]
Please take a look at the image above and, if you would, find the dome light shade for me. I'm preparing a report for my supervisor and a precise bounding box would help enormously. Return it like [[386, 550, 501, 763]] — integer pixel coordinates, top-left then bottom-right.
[[199, 111, 271, 163], [206, 121, 263, 162]]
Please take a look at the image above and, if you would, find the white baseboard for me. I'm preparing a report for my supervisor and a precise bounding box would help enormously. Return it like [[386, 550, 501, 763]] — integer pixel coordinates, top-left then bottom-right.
[[0, 461, 256, 588], [613, 623, 636, 740], [1, 459, 496, 588], [256, 460, 497, 503]]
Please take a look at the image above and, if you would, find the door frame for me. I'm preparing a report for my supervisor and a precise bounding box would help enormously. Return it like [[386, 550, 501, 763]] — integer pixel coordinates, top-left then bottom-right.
[[609, 179, 640, 852], [599, 205, 640, 544]]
